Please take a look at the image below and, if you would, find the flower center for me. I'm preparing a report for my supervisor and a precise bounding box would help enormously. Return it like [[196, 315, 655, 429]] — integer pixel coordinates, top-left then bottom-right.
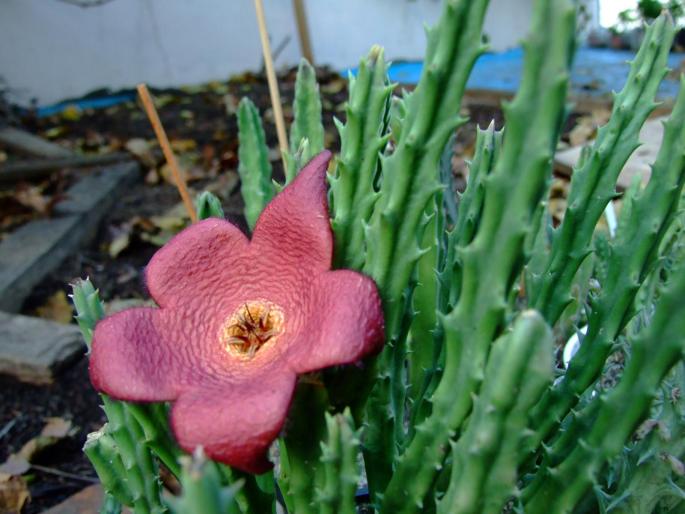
[[220, 300, 284, 359]]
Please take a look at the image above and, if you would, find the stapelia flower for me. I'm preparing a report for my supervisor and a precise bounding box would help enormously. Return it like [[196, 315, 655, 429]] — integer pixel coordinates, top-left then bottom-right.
[[89, 151, 384, 473]]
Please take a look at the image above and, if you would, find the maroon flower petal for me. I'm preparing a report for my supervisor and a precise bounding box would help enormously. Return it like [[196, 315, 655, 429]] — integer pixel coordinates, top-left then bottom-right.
[[146, 219, 250, 308], [170, 370, 297, 474], [90, 308, 200, 401], [251, 151, 333, 275], [287, 270, 385, 373]]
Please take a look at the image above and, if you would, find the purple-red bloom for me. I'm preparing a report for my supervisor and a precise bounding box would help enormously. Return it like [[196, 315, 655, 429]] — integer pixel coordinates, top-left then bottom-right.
[[89, 151, 384, 473]]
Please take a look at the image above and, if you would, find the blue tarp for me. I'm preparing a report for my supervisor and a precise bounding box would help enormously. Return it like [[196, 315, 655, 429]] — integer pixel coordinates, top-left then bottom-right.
[[351, 47, 684, 100], [36, 47, 684, 117]]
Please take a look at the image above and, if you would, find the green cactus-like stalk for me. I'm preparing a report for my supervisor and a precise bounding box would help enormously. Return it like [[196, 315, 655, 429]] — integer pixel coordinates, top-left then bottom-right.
[[237, 97, 275, 230], [527, 74, 685, 454], [167, 451, 242, 514], [529, 14, 675, 323], [84, 426, 134, 507], [286, 59, 325, 183], [71, 278, 104, 346], [605, 364, 685, 514], [447, 122, 503, 307], [523, 265, 685, 514], [72, 279, 166, 514], [359, 0, 491, 494], [407, 133, 455, 431], [195, 191, 225, 220], [103, 396, 167, 514], [316, 410, 360, 514], [101, 493, 123, 514], [126, 402, 183, 479], [330, 45, 392, 270], [437, 311, 553, 514], [380, 1, 576, 511], [408, 124, 502, 432], [278, 382, 329, 514]]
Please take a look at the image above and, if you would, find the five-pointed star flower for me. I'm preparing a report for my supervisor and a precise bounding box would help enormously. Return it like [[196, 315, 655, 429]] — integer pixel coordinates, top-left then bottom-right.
[[89, 151, 385, 473]]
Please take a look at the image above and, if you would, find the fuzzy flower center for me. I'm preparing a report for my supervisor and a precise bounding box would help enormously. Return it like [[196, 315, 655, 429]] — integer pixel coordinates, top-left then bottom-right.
[[220, 301, 284, 359]]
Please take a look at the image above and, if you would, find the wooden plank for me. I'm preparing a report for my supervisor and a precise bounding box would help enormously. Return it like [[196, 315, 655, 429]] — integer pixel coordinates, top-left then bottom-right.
[[0, 126, 73, 158], [0, 311, 83, 384], [0, 152, 132, 183], [0, 162, 140, 312]]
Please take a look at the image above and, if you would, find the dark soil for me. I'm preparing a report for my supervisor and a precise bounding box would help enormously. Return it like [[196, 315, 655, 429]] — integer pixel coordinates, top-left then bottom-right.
[[0, 65, 585, 513]]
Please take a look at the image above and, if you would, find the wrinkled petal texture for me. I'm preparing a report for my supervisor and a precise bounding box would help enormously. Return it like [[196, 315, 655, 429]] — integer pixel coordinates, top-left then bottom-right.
[[287, 270, 385, 373], [146, 219, 249, 309], [90, 308, 202, 401], [171, 369, 296, 474], [252, 150, 333, 277]]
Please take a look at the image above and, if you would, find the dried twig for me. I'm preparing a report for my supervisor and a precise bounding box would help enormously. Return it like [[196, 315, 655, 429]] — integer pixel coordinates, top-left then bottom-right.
[[253, 0, 288, 169], [136, 84, 198, 223], [31, 464, 99, 484]]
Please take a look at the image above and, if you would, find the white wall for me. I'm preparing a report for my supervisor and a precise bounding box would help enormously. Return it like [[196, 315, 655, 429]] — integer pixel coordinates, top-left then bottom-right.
[[0, 0, 533, 107]]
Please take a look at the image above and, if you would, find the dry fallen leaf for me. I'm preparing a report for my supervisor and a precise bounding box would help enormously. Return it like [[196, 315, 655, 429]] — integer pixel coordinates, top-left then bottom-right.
[[0, 417, 75, 480], [125, 138, 158, 168], [35, 290, 73, 324], [108, 225, 133, 258], [0, 476, 29, 514], [170, 139, 197, 153], [41, 417, 73, 439], [14, 185, 51, 215]]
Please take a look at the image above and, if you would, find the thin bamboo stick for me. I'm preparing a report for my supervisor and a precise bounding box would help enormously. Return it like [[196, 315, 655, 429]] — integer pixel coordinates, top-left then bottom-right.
[[136, 83, 198, 223], [253, 0, 289, 169], [292, 0, 314, 64]]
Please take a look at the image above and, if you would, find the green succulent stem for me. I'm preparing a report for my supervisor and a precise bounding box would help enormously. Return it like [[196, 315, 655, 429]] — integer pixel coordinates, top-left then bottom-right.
[[360, 0, 491, 496], [316, 410, 360, 514], [437, 311, 553, 514], [84, 427, 135, 507], [523, 264, 685, 514], [526, 73, 685, 456], [168, 452, 242, 514], [278, 381, 329, 514], [287, 58, 325, 182], [379, 1, 576, 512], [330, 46, 392, 270], [529, 13, 675, 323], [237, 97, 275, 230], [195, 191, 225, 220]]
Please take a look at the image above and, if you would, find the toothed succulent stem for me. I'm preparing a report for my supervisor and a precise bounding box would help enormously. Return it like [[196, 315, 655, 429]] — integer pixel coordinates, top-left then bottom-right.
[[437, 311, 553, 514], [167, 450, 242, 514], [527, 72, 685, 456], [286, 59, 325, 183], [237, 97, 275, 230], [380, 1, 576, 512], [606, 364, 685, 514], [360, 0, 491, 496], [331, 45, 392, 270], [84, 426, 135, 507], [103, 396, 167, 514], [100, 493, 123, 514], [409, 125, 502, 432], [529, 13, 675, 323], [316, 410, 360, 514], [523, 264, 685, 514], [195, 191, 225, 220], [73, 279, 166, 514], [126, 403, 183, 479], [278, 382, 329, 514], [447, 122, 503, 307]]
